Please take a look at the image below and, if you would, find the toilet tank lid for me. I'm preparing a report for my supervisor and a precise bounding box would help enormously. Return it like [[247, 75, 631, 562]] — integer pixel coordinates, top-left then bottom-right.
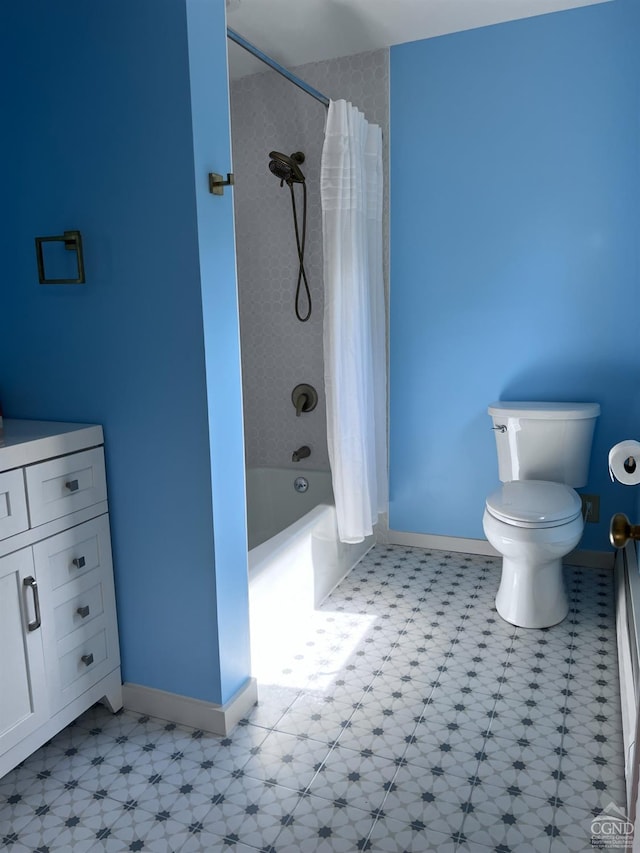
[[488, 401, 600, 420]]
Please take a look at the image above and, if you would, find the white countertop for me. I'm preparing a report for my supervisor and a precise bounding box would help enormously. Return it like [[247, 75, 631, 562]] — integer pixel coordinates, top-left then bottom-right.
[[0, 419, 104, 472]]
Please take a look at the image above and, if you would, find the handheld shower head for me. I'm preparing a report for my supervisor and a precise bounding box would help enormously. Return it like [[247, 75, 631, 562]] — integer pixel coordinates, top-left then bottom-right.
[[267, 149, 311, 321], [268, 151, 305, 184]]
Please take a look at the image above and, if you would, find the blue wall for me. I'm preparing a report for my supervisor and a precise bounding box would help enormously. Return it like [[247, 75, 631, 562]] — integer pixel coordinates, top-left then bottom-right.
[[389, 0, 640, 551], [0, 0, 250, 705], [186, 0, 251, 701]]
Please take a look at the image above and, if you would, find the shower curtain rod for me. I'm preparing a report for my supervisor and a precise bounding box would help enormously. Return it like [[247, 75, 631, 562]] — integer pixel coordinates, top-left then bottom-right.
[[227, 28, 330, 108]]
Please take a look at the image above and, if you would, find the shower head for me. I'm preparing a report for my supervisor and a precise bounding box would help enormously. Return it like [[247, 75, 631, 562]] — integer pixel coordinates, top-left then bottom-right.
[[268, 150, 305, 184]]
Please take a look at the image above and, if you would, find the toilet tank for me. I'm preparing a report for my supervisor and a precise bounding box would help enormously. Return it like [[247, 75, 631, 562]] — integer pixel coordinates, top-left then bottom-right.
[[488, 401, 600, 487]]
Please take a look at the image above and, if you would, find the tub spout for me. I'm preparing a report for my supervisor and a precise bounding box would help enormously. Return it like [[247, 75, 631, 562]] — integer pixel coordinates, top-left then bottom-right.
[[292, 445, 311, 462]]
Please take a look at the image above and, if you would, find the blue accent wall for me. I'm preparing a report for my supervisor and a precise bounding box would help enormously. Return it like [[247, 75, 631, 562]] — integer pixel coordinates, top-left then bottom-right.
[[390, 0, 640, 551], [0, 0, 249, 705], [186, 0, 251, 701]]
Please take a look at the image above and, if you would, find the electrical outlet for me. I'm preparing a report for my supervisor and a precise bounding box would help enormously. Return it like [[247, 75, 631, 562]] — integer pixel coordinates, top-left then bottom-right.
[[581, 494, 600, 523]]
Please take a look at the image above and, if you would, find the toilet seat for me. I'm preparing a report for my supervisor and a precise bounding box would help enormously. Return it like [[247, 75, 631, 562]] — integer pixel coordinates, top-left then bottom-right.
[[486, 480, 582, 529]]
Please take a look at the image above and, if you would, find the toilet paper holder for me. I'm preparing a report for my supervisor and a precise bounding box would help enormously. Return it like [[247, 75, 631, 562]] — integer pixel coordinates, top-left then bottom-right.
[[608, 440, 640, 484], [610, 513, 640, 549]]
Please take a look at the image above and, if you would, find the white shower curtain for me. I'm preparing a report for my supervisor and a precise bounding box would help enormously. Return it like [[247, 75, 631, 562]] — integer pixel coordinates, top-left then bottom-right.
[[321, 99, 387, 544]]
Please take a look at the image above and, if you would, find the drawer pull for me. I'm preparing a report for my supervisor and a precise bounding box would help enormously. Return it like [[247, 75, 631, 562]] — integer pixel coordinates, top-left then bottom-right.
[[77, 605, 90, 618], [23, 576, 42, 632], [65, 479, 79, 492], [72, 556, 86, 569], [81, 653, 94, 667]]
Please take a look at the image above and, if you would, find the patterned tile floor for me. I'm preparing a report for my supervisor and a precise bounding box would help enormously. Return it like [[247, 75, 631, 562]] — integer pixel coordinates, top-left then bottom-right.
[[0, 546, 626, 852]]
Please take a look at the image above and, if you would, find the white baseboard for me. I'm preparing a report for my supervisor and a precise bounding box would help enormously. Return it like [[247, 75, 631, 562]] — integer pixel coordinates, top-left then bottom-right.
[[387, 530, 500, 556], [375, 511, 390, 544], [122, 677, 258, 737], [387, 529, 614, 570], [565, 548, 614, 570]]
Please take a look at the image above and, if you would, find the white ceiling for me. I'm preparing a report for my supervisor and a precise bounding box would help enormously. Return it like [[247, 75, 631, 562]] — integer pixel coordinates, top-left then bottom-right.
[[226, 0, 611, 78]]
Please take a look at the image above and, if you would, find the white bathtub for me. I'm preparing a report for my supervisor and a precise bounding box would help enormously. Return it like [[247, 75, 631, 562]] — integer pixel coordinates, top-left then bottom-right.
[[246, 467, 374, 674], [247, 467, 333, 551]]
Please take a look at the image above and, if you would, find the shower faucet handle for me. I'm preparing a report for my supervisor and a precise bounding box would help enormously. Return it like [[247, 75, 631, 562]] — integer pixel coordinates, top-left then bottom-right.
[[292, 384, 318, 416]]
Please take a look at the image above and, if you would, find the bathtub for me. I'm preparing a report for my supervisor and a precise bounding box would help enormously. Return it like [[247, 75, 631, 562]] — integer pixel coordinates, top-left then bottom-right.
[[246, 467, 374, 674]]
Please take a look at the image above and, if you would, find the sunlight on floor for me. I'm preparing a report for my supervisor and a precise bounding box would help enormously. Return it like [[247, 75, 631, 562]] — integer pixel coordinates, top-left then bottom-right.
[[0, 547, 625, 852], [249, 607, 377, 691]]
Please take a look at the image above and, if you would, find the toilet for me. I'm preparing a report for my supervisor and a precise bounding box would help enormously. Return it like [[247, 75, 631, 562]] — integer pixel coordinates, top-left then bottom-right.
[[483, 401, 600, 629]]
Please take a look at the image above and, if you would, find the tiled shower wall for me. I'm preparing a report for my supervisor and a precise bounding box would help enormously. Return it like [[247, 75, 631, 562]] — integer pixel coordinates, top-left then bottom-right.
[[230, 49, 389, 472]]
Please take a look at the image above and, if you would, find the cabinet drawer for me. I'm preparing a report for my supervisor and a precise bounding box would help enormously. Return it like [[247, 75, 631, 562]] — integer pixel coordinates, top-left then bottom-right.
[[25, 448, 107, 527], [58, 627, 108, 692], [53, 577, 105, 641], [0, 469, 28, 541], [34, 513, 120, 713], [32, 515, 111, 592]]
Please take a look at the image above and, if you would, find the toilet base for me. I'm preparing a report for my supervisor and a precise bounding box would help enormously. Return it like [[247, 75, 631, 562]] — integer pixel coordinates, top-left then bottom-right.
[[495, 555, 569, 629]]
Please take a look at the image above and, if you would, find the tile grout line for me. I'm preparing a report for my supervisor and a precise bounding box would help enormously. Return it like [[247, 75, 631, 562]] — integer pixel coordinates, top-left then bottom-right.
[[2, 552, 624, 853], [268, 603, 419, 850], [452, 613, 517, 852], [360, 574, 501, 851]]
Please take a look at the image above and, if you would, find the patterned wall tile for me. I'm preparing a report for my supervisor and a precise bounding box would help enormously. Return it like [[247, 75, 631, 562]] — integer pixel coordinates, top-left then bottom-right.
[[229, 49, 389, 472]]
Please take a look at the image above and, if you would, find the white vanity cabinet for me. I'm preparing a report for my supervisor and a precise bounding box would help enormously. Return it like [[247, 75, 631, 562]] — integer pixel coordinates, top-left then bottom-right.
[[0, 420, 122, 779], [0, 548, 48, 755]]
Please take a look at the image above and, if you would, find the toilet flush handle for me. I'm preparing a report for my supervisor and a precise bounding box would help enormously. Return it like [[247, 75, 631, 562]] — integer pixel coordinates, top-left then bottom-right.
[[492, 424, 507, 433]]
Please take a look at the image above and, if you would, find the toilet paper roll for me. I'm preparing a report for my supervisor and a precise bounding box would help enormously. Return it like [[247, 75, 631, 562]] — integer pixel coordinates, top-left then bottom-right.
[[608, 440, 640, 485]]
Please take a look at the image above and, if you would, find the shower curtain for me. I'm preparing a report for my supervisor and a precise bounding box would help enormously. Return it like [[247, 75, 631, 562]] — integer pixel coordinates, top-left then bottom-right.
[[321, 99, 387, 544]]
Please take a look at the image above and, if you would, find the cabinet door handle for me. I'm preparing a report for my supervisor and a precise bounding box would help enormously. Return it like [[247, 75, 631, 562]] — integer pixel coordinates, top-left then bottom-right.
[[77, 605, 90, 618], [72, 556, 86, 569], [81, 653, 94, 666], [65, 479, 79, 492], [23, 576, 42, 631]]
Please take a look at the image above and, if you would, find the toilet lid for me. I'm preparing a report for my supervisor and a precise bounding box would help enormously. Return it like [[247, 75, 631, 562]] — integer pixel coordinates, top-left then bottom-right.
[[486, 480, 582, 528]]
